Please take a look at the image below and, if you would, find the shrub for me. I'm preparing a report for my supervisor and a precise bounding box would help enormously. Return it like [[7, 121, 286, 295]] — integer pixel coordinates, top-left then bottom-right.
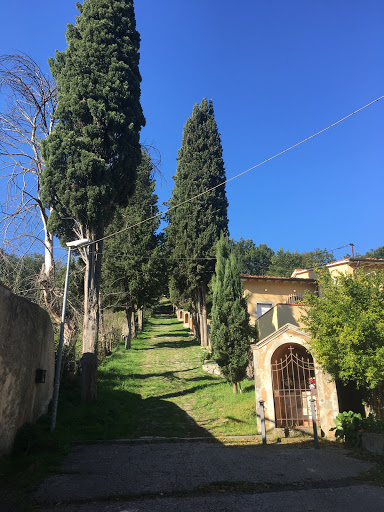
[[362, 413, 384, 434], [331, 411, 363, 447]]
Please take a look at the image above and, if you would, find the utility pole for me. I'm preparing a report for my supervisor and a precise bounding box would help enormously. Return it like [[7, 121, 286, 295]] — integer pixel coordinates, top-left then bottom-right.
[[350, 243, 355, 258], [50, 238, 91, 432]]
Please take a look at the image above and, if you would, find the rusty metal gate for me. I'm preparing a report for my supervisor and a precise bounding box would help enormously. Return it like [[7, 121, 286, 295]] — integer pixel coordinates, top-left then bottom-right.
[[271, 346, 319, 428]]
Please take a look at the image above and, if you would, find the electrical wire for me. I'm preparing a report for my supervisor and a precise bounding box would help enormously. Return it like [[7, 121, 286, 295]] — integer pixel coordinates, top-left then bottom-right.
[[85, 95, 383, 248]]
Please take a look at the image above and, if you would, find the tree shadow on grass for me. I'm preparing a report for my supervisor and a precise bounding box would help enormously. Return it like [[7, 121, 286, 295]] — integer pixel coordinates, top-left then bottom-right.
[[133, 366, 202, 379], [147, 317, 180, 325], [132, 346, 156, 351], [225, 416, 247, 424], [56, 375, 216, 441], [152, 331, 191, 339], [155, 381, 222, 400], [153, 338, 199, 349], [131, 338, 197, 351], [136, 396, 215, 438]]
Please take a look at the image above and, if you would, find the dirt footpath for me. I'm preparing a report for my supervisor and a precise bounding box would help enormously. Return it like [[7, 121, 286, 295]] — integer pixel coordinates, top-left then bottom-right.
[[31, 440, 384, 511]]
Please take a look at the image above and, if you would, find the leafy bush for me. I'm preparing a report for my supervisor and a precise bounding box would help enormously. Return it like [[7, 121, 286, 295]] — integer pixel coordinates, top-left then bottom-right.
[[332, 411, 384, 447], [362, 413, 384, 434], [331, 411, 363, 447], [200, 348, 212, 364]]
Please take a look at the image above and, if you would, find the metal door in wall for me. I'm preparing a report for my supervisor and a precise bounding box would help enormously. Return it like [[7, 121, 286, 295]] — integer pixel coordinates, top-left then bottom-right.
[[271, 345, 319, 428]]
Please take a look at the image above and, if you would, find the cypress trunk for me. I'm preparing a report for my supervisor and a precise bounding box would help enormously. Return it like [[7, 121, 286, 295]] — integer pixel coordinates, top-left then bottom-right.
[[99, 291, 104, 338], [138, 307, 143, 332], [125, 306, 132, 350], [193, 297, 201, 344], [192, 300, 201, 342], [81, 232, 103, 403], [131, 309, 136, 339]]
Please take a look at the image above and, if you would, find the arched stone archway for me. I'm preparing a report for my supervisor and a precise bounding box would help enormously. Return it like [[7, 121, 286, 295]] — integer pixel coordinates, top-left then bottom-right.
[[251, 323, 339, 435], [271, 343, 318, 428]]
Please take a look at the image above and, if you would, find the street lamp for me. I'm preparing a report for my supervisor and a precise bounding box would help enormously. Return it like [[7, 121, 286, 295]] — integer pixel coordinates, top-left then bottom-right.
[[50, 238, 91, 432]]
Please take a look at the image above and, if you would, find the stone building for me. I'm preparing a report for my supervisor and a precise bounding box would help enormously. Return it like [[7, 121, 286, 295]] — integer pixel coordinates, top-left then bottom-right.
[[243, 257, 384, 436]]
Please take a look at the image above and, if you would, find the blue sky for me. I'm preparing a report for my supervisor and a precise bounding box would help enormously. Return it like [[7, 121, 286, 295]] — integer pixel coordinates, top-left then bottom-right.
[[1, 0, 383, 258]]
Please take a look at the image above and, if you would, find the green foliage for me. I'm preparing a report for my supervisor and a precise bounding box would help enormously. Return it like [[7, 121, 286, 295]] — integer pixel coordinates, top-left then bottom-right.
[[166, 98, 228, 302], [300, 248, 335, 269], [200, 348, 212, 364], [268, 247, 334, 277], [331, 411, 363, 447], [363, 245, 384, 259], [41, 0, 145, 237], [233, 238, 274, 276], [362, 413, 384, 434], [102, 151, 164, 311], [302, 269, 384, 389], [267, 248, 304, 277], [329, 411, 384, 447], [211, 236, 253, 388], [0, 250, 44, 303]]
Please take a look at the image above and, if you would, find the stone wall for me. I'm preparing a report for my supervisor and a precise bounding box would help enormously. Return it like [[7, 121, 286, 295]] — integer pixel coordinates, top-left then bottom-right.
[[252, 323, 339, 436], [0, 283, 54, 455]]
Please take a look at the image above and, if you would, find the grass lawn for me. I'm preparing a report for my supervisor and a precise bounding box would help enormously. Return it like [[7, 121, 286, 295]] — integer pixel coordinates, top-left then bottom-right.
[[53, 314, 259, 440]]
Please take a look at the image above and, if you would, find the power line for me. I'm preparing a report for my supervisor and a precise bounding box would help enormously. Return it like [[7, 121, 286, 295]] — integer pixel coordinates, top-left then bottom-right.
[[87, 252, 216, 260], [327, 243, 356, 256], [75, 95, 384, 248]]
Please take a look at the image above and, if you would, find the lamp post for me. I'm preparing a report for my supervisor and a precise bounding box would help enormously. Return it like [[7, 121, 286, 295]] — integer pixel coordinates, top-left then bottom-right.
[[50, 238, 91, 432]]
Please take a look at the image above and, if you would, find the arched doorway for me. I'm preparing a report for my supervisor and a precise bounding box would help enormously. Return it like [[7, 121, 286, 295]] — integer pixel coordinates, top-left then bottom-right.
[[184, 313, 189, 323], [271, 343, 318, 428]]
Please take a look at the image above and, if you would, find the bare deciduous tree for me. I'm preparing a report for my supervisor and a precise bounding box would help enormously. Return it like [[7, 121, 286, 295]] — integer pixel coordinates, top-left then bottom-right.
[[0, 52, 56, 275], [0, 53, 78, 340]]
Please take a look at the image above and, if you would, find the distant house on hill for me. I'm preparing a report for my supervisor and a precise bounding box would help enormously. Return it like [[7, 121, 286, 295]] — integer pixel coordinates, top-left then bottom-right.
[[290, 257, 384, 280], [243, 257, 384, 436]]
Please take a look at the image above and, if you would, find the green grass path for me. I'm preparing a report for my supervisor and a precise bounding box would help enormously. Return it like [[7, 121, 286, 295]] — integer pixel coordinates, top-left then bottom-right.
[[0, 315, 259, 508], [54, 315, 258, 441]]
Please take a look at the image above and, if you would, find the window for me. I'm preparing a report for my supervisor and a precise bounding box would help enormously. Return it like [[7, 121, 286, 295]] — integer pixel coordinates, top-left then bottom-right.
[[256, 301, 273, 318]]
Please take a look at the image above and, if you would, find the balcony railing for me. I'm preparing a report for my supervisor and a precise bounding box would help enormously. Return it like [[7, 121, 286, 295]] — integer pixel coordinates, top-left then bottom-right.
[[285, 293, 304, 304]]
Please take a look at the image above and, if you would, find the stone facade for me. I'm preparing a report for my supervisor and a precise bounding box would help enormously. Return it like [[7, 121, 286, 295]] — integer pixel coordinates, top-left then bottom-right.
[[0, 284, 54, 455], [252, 323, 339, 436]]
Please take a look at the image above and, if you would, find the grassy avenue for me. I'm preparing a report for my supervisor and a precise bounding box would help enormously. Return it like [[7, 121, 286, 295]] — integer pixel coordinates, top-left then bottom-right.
[[3, 312, 384, 510], [0, 313, 259, 505], [56, 314, 258, 441]]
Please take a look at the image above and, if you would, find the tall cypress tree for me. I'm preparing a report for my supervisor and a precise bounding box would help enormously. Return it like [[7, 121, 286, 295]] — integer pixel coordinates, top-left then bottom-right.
[[102, 151, 163, 348], [41, 0, 145, 402], [211, 236, 253, 394], [166, 98, 228, 346]]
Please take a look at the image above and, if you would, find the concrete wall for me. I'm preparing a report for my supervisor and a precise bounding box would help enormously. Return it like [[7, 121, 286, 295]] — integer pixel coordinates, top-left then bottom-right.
[[0, 284, 54, 455], [257, 304, 308, 340]]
